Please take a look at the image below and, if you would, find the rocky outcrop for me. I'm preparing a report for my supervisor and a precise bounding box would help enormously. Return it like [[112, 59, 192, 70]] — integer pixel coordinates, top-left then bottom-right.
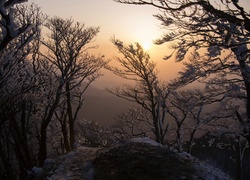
[[32, 138, 232, 180]]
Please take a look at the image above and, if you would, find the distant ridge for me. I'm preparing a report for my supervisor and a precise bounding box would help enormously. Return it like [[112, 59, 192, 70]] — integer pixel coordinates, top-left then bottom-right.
[[79, 85, 135, 125]]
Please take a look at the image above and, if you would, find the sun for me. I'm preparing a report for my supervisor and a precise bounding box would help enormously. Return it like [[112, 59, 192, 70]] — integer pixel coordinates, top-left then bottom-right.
[[142, 41, 152, 51]]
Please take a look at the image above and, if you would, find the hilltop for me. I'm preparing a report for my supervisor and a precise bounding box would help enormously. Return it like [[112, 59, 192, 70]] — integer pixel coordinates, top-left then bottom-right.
[[32, 138, 232, 180]]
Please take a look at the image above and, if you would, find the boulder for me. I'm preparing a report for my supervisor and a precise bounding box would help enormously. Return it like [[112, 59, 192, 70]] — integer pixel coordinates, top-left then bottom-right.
[[33, 138, 232, 180]]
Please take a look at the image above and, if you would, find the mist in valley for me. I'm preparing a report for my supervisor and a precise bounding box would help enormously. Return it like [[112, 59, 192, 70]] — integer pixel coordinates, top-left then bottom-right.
[[81, 85, 136, 125]]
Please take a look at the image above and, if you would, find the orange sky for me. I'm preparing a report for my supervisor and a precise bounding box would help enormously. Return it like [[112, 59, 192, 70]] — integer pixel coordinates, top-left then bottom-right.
[[32, 0, 180, 88], [32, 0, 250, 89], [32, 0, 161, 45]]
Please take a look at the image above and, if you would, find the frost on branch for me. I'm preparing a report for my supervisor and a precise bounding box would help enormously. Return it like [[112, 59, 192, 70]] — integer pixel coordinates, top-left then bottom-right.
[[0, 0, 31, 51], [154, 14, 174, 26], [175, 46, 187, 62], [207, 46, 222, 57]]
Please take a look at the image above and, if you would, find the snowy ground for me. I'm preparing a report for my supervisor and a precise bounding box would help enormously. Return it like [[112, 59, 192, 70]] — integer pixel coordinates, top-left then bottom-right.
[[33, 137, 232, 180]]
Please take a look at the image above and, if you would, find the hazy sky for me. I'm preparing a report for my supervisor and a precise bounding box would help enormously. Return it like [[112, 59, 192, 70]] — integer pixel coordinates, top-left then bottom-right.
[[31, 0, 175, 87], [29, 0, 250, 124], [31, 0, 250, 88], [32, 0, 250, 53], [32, 0, 162, 54]]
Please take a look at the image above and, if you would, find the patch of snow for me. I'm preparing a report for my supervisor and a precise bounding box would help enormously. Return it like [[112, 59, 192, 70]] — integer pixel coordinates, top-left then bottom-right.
[[178, 151, 194, 161], [30, 166, 43, 177], [194, 160, 232, 180], [44, 158, 55, 164], [39, 146, 100, 180], [129, 137, 163, 147], [82, 162, 95, 180], [208, 138, 214, 147]]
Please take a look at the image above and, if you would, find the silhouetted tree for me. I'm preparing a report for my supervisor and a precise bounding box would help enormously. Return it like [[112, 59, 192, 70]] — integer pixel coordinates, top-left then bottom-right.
[[38, 17, 106, 165], [0, 2, 44, 179], [75, 119, 115, 147], [114, 0, 250, 147], [0, 0, 34, 51], [108, 38, 169, 144], [167, 88, 236, 152], [113, 107, 152, 139]]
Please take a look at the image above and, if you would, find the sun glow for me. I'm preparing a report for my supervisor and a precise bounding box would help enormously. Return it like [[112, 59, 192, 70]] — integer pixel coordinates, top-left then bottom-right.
[[142, 41, 152, 51]]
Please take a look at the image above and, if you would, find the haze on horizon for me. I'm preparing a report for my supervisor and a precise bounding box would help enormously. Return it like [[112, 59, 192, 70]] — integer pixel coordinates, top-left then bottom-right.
[[32, 0, 186, 89], [33, 0, 250, 89], [31, 0, 250, 125]]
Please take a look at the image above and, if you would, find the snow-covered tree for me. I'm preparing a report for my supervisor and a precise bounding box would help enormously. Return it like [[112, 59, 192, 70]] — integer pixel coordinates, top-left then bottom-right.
[[75, 119, 115, 147], [113, 107, 154, 139], [114, 0, 250, 144], [167, 88, 236, 152], [38, 17, 106, 165], [0, 2, 44, 179], [108, 38, 169, 144], [0, 0, 33, 51]]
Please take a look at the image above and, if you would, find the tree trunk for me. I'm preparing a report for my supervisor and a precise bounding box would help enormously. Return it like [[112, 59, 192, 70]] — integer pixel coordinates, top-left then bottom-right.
[[187, 128, 197, 154], [244, 82, 250, 120], [38, 84, 63, 166], [20, 103, 33, 169], [38, 122, 48, 166], [176, 123, 183, 152], [66, 82, 75, 149], [9, 112, 34, 179], [245, 134, 250, 147], [245, 82, 250, 145], [233, 45, 250, 145], [0, 137, 16, 180], [61, 120, 71, 152], [153, 117, 161, 143], [9, 125, 26, 179], [158, 103, 168, 145], [235, 136, 242, 180]]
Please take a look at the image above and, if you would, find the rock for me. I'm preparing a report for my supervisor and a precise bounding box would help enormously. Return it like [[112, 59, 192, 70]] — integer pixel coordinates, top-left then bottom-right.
[[34, 138, 232, 180]]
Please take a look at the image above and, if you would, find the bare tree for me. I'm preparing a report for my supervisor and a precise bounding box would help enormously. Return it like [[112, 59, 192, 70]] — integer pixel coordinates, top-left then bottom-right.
[[38, 17, 106, 165], [114, 0, 250, 144], [113, 107, 153, 139], [108, 38, 169, 144], [167, 88, 236, 152], [75, 119, 115, 147], [0, 0, 33, 51], [0, 3, 44, 179]]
